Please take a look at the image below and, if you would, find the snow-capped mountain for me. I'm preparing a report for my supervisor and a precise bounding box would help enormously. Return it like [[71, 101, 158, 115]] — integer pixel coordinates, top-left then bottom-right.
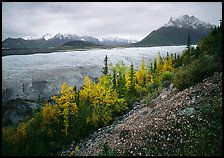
[[163, 15, 214, 29], [99, 37, 138, 46], [23, 35, 43, 40], [79, 35, 101, 45], [42, 33, 55, 40], [134, 15, 215, 47], [45, 33, 102, 47], [2, 33, 137, 49]]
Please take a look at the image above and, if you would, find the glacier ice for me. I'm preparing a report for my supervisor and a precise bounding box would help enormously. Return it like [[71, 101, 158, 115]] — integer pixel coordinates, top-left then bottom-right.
[[2, 46, 188, 102]]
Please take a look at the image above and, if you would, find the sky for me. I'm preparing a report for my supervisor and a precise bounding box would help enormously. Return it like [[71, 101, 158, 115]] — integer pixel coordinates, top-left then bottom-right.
[[2, 2, 222, 41]]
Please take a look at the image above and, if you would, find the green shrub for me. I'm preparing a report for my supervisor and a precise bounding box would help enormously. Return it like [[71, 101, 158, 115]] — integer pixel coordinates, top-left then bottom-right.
[[160, 71, 174, 88], [142, 90, 160, 108], [98, 142, 117, 156], [174, 55, 221, 91]]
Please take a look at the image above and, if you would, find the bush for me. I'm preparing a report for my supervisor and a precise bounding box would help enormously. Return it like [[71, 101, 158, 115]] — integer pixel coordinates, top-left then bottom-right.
[[98, 142, 117, 156], [174, 55, 221, 91], [160, 71, 174, 88], [142, 90, 160, 108]]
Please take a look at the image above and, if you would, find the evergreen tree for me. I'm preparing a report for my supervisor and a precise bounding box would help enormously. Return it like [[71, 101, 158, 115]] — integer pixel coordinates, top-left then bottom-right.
[[187, 34, 191, 53], [129, 63, 135, 94], [153, 58, 157, 72], [156, 52, 163, 75], [112, 69, 117, 89], [166, 52, 169, 60], [136, 56, 147, 87], [174, 53, 177, 61], [102, 55, 108, 75], [150, 62, 153, 73]]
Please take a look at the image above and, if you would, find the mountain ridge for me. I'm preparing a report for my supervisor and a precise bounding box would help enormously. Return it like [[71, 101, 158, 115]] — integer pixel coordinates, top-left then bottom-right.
[[2, 15, 216, 49], [133, 15, 215, 47], [2, 33, 137, 49]]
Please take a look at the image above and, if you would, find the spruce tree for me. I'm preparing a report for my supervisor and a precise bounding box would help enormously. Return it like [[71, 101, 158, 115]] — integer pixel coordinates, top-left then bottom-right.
[[130, 63, 134, 94], [187, 34, 191, 53], [112, 69, 116, 89], [102, 55, 108, 75]]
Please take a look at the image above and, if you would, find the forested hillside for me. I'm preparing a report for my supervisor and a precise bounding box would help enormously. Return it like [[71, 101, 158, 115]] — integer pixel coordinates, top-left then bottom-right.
[[2, 22, 222, 156]]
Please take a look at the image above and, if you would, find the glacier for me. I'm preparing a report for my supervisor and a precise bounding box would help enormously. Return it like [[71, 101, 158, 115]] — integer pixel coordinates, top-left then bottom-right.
[[2, 45, 189, 103]]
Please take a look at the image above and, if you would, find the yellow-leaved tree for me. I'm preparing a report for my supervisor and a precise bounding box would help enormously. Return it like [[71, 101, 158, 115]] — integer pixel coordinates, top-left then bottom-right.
[[42, 82, 79, 136], [162, 54, 174, 73], [125, 63, 136, 95], [80, 75, 127, 127], [135, 56, 151, 95]]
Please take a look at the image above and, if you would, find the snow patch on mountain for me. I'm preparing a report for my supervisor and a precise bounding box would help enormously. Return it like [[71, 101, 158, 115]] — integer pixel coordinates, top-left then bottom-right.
[[42, 33, 55, 40], [23, 35, 43, 40], [99, 37, 138, 46]]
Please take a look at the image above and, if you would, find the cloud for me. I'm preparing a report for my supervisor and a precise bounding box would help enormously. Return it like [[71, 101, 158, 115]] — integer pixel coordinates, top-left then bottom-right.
[[2, 2, 222, 41]]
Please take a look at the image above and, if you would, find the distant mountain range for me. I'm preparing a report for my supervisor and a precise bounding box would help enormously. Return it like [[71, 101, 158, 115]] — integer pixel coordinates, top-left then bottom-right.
[[2, 33, 137, 49], [133, 15, 215, 47], [61, 40, 103, 49], [2, 15, 216, 49]]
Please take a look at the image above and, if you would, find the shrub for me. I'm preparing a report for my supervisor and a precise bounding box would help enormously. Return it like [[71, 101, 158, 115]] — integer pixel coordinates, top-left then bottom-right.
[[174, 55, 221, 91], [98, 142, 117, 156], [160, 71, 174, 88]]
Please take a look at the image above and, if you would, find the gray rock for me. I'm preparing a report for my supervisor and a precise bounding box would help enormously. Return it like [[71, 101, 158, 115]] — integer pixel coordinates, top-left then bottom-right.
[[161, 94, 167, 99], [179, 107, 195, 116]]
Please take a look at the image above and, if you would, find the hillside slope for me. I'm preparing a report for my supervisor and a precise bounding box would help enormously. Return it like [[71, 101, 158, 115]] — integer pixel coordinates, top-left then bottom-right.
[[62, 72, 222, 156]]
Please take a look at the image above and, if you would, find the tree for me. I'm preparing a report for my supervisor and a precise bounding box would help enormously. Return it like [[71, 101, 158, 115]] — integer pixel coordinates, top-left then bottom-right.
[[156, 52, 163, 75], [50, 82, 79, 136], [102, 55, 108, 75], [129, 63, 135, 92], [187, 34, 191, 53], [162, 53, 174, 73], [174, 54, 182, 68], [135, 56, 152, 96], [112, 69, 117, 89], [153, 58, 157, 72], [112, 62, 127, 97], [136, 56, 147, 87], [125, 63, 136, 95]]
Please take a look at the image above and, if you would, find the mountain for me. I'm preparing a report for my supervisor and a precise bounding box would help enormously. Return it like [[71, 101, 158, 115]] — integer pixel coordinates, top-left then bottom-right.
[[80, 35, 102, 45], [61, 40, 103, 49], [43, 33, 77, 48], [2, 33, 134, 49], [2, 38, 46, 49], [99, 37, 138, 46], [3, 15, 214, 49], [133, 15, 215, 47]]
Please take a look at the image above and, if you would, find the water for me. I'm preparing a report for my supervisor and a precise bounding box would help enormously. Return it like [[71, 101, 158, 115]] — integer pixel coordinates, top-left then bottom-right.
[[2, 45, 189, 102]]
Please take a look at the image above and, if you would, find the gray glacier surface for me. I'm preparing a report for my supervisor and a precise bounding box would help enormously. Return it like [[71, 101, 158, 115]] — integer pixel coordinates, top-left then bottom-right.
[[2, 46, 188, 103]]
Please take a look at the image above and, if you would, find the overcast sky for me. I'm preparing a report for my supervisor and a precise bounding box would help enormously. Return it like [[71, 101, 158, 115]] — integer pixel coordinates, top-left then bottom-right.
[[2, 2, 222, 41]]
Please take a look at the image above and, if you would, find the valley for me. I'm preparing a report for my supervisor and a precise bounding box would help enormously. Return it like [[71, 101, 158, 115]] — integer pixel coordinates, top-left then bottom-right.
[[2, 3, 222, 155]]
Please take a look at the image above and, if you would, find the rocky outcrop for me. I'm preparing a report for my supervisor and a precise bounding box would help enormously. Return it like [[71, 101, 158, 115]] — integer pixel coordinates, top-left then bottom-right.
[[2, 99, 40, 126], [62, 72, 222, 156]]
